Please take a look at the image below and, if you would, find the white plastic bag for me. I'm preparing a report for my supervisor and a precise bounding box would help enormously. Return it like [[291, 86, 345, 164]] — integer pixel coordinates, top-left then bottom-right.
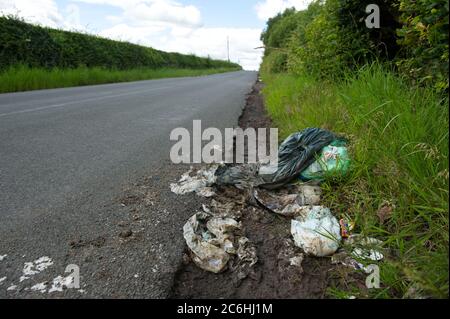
[[291, 206, 341, 257]]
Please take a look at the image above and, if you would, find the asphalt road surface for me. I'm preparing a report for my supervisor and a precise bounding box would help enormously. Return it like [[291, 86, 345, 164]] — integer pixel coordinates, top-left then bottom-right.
[[0, 71, 257, 298]]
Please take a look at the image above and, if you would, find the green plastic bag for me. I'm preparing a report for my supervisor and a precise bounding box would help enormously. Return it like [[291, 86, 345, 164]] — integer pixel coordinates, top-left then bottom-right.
[[300, 140, 350, 181]]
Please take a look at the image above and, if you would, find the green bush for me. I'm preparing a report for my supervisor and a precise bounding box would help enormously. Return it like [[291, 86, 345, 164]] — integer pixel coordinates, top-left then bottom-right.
[[260, 0, 448, 93], [261, 8, 299, 50], [396, 0, 449, 91], [0, 16, 240, 71], [260, 50, 289, 73]]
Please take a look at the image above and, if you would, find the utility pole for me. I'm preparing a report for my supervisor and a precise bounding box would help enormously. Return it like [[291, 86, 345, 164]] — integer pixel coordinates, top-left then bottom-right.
[[227, 36, 230, 62]]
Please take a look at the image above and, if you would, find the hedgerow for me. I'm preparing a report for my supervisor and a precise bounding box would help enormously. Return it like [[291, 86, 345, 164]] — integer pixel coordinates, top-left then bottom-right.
[[0, 16, 240, 71], [260, 0, 448, 93]]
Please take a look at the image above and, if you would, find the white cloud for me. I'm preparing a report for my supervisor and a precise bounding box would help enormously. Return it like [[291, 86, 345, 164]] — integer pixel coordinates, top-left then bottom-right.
[[0, 0, 62, 27], [0, 0, 84, 29], [0, 0, 264, 70], [76, 0, 202, 28], [100, 25, 263, 71], [91, 0, 263, 70], [255, 0, 312, 21]]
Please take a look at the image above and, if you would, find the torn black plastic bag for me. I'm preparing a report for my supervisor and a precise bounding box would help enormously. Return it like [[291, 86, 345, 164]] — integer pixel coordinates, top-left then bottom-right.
[[215, 128, 336, 190], [260, 128, 336, 189], [215, 164, 261, 190]]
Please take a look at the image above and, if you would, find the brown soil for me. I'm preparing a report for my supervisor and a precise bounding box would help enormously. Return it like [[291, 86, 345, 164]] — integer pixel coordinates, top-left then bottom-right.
[[170, 78, 334, 299]]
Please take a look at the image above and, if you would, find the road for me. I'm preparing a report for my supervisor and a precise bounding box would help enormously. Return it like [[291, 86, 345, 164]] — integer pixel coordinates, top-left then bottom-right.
[[0, 71, 257, 298]]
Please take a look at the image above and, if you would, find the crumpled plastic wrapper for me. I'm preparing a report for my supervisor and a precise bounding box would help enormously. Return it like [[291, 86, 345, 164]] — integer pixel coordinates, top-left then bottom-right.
[[170, 165, 218, 197], [254, 184, 322, 217], [291, 206, 341, 257], [347, 235, 384, 261], [183, 212, 257, 273]]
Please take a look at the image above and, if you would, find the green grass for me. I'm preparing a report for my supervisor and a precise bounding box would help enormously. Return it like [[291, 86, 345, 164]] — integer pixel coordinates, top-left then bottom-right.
[[261, 64, 449, 299], [0, 65, 241, 93]]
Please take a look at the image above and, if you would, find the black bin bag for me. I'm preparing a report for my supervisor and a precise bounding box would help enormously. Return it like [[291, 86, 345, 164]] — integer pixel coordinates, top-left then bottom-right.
[[260, 127, 336, 189]]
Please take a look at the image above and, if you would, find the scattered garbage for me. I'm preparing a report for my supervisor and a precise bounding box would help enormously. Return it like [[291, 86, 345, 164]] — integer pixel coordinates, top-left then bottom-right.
[[300, 140, 350, 181], [339, 218, 355, 239], [236, 237, 258, 268], [289, 255, 304, 268], [347, 235, 384, 261], [183, 212, 232, 273], [172, 128, 357, 275], [215, 164, 261, 190], [214, 128, 340, 190], [170, 165, 218, 197], [331, 251, 368, 272], [203, 198, 244, 220], [183, 211, 257, 274], [254, 184, 322, 217], [291, 206, 341, 257], [260, 128, 337, 189]]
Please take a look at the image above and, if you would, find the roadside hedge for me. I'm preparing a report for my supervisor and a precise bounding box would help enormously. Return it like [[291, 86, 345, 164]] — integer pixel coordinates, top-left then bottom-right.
[[0, 16, 240, 71], [260, 0, 448, 92]]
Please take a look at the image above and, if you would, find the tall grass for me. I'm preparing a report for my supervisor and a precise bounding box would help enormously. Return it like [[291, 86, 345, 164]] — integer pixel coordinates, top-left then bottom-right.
[[261, 64, 449, 298], [0, 65, 241, 93]]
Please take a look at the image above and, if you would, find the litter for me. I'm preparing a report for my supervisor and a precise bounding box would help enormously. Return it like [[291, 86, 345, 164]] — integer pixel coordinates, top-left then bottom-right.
[[291, 206, 341, 257], [203, 198, 243, 220], [289, 255, 304, 268], [331, 251, 368, 272], [183, 211, 257, 274], [215, 163, 261, 189], [254, 184, 322, 217], [170, 165, 218, 197], [236, 237, 258, 267], [183, 212, 232, 273], [206, 217, 241, 254], [347, 235, 384, 261], [214, 128, 339, 190], [339, 218, 355, 239], [300, 140, 350, 181], [173, 128, 355, 276], [260, 128, 337, 189]]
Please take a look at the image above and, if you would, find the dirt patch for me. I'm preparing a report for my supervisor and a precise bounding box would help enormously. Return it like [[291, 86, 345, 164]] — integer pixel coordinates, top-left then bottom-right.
[[170, 78, 334, 299]]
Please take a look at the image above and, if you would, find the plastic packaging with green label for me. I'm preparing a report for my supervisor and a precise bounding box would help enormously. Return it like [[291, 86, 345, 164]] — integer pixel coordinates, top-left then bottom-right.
[[300, 140, 350, 181]]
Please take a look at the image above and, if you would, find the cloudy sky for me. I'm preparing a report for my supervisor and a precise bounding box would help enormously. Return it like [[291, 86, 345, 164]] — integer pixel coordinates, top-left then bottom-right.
[[0, 0, 312, 70]]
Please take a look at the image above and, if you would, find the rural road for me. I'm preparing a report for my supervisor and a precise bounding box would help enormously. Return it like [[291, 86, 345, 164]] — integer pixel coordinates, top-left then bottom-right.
[[0, 70, 257, 298]]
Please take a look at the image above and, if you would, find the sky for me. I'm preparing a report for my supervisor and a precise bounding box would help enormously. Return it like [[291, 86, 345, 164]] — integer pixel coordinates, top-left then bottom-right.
[[0, 0, 313, 70]]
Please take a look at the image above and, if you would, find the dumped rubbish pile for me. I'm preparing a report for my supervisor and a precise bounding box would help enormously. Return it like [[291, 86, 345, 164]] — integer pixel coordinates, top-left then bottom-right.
[[182, 202, 257, 276], [171, 127, 384, 278]]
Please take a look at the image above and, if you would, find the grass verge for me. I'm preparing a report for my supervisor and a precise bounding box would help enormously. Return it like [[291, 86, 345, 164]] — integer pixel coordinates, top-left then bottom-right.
[[260, 64, 449, 299], [0, 65, 241, 93]]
